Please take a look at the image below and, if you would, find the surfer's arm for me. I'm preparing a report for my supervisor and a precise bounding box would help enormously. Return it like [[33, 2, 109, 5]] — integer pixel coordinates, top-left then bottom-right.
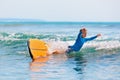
[[85, 34, 101, 42]]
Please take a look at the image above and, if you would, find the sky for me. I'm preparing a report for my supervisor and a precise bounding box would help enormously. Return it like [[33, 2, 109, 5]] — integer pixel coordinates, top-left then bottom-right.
[[0, 0, 120, 22]]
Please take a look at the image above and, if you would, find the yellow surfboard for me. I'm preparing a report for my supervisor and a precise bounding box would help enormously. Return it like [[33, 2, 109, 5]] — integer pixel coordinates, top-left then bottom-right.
[[27, 39, 48, 60]]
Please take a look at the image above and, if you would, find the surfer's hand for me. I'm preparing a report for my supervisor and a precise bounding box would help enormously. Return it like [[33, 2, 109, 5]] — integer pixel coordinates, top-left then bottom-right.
[[97, 34, 101, 37]]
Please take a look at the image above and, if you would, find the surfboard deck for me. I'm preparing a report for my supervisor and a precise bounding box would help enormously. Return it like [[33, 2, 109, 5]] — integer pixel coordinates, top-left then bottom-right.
[[27, 39, 48, 60]]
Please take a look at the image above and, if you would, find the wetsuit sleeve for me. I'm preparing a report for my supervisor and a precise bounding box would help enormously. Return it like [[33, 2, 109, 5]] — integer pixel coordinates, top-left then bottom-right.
[[85, 35, 97, 42]]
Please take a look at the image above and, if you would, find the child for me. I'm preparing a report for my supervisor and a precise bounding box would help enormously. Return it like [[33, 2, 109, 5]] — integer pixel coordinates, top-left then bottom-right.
[[66, 28, 101, 53]]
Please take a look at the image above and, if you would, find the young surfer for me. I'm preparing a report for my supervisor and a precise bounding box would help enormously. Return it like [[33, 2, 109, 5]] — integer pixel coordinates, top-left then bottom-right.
[[66, 28, 101, 53]]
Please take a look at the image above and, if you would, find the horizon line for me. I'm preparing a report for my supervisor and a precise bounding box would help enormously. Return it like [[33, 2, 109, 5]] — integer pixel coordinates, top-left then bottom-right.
[[0, 18, 120, 23]]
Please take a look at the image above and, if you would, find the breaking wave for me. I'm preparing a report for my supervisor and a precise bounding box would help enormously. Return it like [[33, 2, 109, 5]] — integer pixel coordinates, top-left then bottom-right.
[[0, 32, 120, 55]]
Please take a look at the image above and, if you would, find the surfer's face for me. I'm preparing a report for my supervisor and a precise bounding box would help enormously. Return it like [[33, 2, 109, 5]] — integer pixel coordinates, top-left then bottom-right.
[[82, 29, 87, 38]]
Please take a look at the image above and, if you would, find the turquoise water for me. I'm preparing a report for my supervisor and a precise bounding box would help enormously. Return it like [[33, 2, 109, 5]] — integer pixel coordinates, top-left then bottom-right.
[[0, 22, 120, 80]]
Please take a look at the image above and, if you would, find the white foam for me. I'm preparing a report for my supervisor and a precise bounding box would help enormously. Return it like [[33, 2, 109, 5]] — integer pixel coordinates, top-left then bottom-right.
[[84, 40, 120, 50], [46, 40, 69, 54]]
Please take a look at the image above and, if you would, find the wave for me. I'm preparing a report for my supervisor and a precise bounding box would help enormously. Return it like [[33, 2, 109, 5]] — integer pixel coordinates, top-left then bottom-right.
[[84, 41, 120, 50], [0, 32, 120, 55]]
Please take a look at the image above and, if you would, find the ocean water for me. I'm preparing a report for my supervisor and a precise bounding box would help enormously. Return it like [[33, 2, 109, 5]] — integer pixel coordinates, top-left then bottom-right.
[[0, 22, 120, 80]]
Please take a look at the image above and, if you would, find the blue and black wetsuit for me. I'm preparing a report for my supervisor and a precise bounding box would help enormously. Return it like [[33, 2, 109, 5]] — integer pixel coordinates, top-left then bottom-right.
[[67, 31, 97, 53]]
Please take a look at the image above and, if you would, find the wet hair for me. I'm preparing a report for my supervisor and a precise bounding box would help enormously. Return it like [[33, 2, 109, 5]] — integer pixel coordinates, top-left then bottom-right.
[[80, 28, 87, 33], [80, 29, 82, 32]]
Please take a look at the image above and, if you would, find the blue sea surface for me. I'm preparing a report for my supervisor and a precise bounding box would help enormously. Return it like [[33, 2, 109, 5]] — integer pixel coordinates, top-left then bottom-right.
[[0, 21, 120, 80]]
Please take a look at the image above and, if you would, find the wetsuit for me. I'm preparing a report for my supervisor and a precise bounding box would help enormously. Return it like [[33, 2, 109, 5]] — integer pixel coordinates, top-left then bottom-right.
[[67, 31, 97, 53]]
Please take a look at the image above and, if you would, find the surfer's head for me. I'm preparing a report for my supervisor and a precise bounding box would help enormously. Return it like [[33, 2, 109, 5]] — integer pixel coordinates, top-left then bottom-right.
[[80, 28, 87, 38]]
